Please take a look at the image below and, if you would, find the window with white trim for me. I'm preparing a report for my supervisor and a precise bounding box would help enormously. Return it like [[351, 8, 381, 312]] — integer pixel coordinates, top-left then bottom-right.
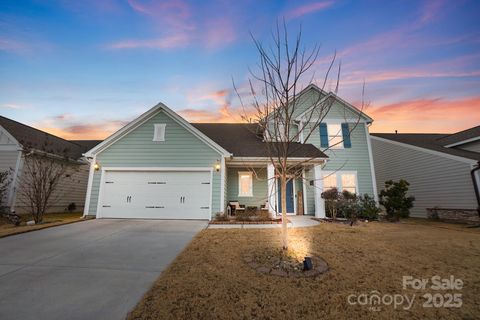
[[153, 124, 166, 141], [238, 171, 253, 197], [323, 171, 357, 193], [327, 123, 343, 149]]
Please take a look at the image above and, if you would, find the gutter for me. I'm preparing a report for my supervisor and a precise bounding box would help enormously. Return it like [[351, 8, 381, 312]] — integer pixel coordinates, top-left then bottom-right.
[[471, 161, 480, 216]]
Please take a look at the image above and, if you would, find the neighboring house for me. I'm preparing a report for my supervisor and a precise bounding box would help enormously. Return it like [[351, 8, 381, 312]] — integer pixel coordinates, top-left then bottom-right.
[[371, 126, 480, 218], [0, 116, 100, 214], [83, 84, 378, 220]]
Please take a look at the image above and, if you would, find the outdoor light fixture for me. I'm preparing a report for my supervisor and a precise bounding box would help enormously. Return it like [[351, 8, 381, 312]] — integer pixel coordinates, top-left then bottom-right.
[[94, 162, 100, 171], [303, 257, 313, 271], [214, 159, 221, 172]]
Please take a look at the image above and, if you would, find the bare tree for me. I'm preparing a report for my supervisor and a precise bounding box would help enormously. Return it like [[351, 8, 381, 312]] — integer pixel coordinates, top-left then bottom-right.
[[18, 147, 77, 223], [235, 22, 364, 249]]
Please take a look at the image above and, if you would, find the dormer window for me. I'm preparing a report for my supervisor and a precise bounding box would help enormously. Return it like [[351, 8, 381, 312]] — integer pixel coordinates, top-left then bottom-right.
[[153, 124, 166, 141]]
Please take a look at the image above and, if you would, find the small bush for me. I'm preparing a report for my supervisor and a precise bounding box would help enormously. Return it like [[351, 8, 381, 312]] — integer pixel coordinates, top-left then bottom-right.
[[236, 209, 255, 221], [338, 190, 361, 225], [321, 188, 340, 220], [379, 179, 415, 221], [254, 209, 271, 221], [214, 212, 229, 221], [358, 194, 381, 220], [67, 202, 77, 213]]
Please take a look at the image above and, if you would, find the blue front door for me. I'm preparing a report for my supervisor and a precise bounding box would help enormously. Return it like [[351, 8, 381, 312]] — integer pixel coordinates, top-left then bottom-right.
[[277, 178, 294, 213]]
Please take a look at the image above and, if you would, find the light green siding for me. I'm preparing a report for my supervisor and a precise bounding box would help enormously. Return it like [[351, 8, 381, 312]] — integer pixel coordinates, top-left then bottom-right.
[[305, 122, 374, 196], [87, 110, 222, 217], [301, 93, 376, 214], [226, 167, 268, 207]]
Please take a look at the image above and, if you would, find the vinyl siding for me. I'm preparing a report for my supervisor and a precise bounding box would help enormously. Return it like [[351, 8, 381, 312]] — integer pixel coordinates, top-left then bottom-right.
[[305, 122, 375, 197], [226, 167, 268, 207], [0, 150, 18, 173], [371, 137, 477, 218], [14, 159, 89, 214], [87, 110, 222, 217], [455, 140, 480, 153]]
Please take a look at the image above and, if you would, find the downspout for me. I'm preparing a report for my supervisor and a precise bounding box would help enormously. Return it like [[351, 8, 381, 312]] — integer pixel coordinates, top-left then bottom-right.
[[471, 161, 480, 216]]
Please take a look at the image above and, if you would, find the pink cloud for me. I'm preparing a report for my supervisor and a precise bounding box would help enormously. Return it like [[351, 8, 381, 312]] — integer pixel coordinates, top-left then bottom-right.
[[0, 37, 29, 54], [107, 0, 236, 50], [285, 1, 334, 20], [369, 96, 480, 133], [108, 34, 190, 50]]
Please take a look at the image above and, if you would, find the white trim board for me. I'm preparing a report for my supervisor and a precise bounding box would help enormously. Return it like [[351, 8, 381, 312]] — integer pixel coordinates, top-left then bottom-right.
[[370, 135, 477, 165], [294, 84, 374, 123], [85, 103, 231, 158], [444, 136, 480, 148], [365, 125, 379, 202]]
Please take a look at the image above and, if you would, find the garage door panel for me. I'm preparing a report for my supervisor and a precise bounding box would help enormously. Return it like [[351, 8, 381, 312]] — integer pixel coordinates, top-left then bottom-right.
[[99, 170, 211, 219]]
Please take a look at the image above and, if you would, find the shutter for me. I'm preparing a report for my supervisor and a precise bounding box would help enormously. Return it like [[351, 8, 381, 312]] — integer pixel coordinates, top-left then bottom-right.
[[342, 123, 351, 148], [319, 123, 329, 148]]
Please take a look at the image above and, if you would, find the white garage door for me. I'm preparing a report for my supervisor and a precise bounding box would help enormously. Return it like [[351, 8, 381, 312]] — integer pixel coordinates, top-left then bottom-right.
[[99, 170, 212, 219]]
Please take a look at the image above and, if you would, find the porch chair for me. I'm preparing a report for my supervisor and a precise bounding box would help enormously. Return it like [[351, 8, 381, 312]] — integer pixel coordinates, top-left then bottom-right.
[[228, 201, 245, 216]]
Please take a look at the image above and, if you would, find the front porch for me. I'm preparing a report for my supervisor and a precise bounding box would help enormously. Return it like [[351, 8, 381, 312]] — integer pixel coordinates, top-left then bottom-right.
[[222, 159, 326, 218]]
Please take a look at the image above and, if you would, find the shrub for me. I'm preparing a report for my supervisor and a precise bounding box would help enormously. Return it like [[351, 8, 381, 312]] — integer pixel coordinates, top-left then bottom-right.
[[338, 190, 361, 225], [321, 188, 340, 220], [67, 202, 77, 213], [254, 209, 271, 221], [236, 209, 255, 221], [358, 194, 381, 220], [214, 212, 229, 221], [379, 179, 415, 221]]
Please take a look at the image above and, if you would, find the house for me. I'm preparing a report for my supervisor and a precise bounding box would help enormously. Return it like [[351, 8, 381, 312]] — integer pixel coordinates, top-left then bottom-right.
[[83, 84, 378, 220], [0, 116, 101, 214], [371, 126, 480, 219]]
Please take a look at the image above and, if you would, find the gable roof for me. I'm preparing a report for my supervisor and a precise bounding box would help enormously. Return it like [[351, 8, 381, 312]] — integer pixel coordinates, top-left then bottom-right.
[[0, 115, 89, 159], [69, 140, 103, 150], [192, 123, 327, 158], [294, 84, 374, 123], [84, 103, 231, 157], [371, 133, 480, 161], [436, 125, 480, 147]]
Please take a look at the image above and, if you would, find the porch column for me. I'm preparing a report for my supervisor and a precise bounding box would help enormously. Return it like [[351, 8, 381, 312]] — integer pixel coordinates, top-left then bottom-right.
[[267, 163, 276, 216], [313, 164, 325, 218]]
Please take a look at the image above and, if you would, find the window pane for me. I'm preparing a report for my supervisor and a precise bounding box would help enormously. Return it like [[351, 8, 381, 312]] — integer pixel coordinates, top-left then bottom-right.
[[341, 174, 356, 193], [239, 173, 252, 196], [328, 124, 343, 149], [323, 174, 337, 189]]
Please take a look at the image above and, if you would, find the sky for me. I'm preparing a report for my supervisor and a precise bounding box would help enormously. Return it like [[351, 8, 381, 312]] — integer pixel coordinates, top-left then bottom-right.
[[0, 0, 479, 140]]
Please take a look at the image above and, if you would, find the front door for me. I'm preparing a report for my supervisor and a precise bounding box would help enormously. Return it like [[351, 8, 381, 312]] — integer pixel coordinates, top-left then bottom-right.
[[277, 178, 294, 214]]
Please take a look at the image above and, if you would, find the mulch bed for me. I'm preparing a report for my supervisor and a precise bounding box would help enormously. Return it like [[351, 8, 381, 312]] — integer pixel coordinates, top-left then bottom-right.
[[210, 219, 289, 225], [243, 248, 329, 277]]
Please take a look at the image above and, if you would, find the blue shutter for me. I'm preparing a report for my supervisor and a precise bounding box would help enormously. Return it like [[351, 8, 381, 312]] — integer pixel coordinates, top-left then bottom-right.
[[342, 123, 351, 148], [319, 123, 328, 148]]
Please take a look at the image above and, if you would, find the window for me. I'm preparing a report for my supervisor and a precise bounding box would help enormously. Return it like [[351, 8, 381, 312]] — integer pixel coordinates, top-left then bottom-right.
[[153, 124, 166, 141], [323, 171, 357, 193], [327, 123, 343, 149], [323, 173, 337, 190], [238, 172, 253, 197], [341, 174, 357, 193]]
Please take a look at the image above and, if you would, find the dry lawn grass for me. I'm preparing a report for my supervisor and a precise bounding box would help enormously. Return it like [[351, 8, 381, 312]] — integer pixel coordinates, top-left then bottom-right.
[[129, 220, 480, 320], [0, 212, 84, 238]]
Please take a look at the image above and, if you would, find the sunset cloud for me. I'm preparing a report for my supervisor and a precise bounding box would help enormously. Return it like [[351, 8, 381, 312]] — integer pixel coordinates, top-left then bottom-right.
[[108, 34, 190, 50], [369, 96, 480, 133], [285, 1, 334, 20]]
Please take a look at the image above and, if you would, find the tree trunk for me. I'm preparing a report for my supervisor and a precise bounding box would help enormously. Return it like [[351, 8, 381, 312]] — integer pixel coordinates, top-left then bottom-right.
[[281, 174, 288, 250]]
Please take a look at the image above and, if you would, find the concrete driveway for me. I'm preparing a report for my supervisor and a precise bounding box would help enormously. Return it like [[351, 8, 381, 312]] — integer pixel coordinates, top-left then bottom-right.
[[0, 219, 207, 320]]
